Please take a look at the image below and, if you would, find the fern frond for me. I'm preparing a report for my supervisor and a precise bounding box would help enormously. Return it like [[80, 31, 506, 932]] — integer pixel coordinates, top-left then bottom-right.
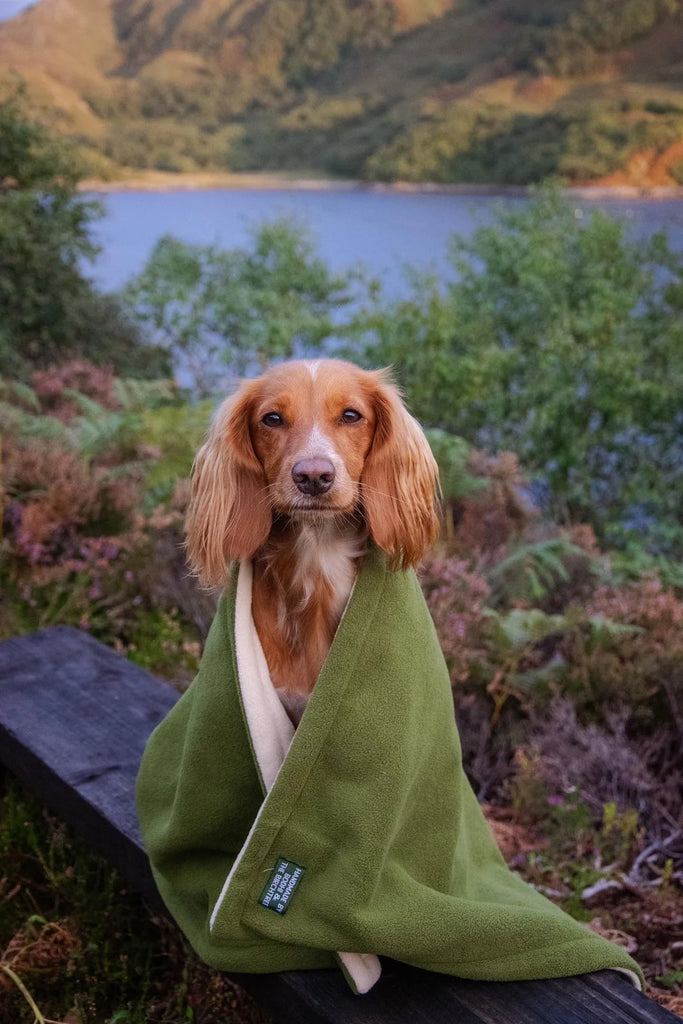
[[425, 428, 485, 500], [62, 388, 109, 418], [484, 607, 568, 654], [588, 615, 644, 639], [487, 538, 591, 606], [0, 379, 41, 411], [0, 402, 70, 444], [115, 377, 176, 412], [72, 411, 140, 458]]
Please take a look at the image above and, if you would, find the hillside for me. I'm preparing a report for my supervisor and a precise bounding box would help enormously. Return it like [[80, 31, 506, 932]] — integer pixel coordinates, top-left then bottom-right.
[[3, 0, 683, 185]]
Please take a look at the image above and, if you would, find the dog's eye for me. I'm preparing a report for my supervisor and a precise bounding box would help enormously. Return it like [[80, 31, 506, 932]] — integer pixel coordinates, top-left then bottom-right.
[[262, 412, 284, 427], [340, 409, 362, 424]]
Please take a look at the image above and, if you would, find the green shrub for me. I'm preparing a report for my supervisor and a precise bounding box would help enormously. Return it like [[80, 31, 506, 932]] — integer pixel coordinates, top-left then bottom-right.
[[360, 186, 683, 556], [123, 219, 359, 393], [0, 91, 167, 379]]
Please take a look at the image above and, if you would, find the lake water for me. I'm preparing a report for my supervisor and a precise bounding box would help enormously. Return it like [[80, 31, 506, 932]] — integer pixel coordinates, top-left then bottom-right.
[[0, 0, 36, 21], [88, 188, 683, 295]]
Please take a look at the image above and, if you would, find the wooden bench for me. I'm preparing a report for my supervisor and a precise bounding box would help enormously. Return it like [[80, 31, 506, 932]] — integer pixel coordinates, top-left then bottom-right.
[[0, 625, 678, 1024]]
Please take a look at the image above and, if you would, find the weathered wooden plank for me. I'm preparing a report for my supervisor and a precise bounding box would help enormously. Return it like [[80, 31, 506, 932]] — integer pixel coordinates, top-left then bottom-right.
[[235, 964, 679, 1024], [0, 627, 678, 1024], [0, 625, 175, 905]]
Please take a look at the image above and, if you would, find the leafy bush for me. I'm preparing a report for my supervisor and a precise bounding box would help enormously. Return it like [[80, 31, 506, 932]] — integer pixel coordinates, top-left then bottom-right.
[[140, 400, 215, 506], [360, 187, 683, 556], [0, 91, 168, 380], [123, 218, 360, 393], [421, 550, 683, 836], [279, 94, 367, 131], [249, 0, 396, 88]]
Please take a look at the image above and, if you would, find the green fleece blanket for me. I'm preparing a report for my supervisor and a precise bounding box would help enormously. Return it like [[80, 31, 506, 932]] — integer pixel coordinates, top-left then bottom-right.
[[136, 548, 643, 994]]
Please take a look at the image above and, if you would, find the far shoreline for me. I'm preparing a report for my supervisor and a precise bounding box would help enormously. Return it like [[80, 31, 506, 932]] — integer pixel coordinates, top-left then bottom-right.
[[77, 169, 683, 201]]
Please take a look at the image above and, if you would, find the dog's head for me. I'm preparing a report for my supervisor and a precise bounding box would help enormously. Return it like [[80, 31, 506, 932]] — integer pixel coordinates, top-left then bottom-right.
[[186, 359, 440, 585]]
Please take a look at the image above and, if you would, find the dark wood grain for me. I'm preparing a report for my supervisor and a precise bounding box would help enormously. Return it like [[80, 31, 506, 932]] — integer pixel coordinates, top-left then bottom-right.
[[0, 625, 175, 905], [0, 626, 678, 1024], [234, 963, 681, 1024]]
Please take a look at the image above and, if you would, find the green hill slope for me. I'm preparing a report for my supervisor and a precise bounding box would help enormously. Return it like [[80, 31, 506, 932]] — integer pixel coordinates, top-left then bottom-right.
[[3, 0, 683, 185]]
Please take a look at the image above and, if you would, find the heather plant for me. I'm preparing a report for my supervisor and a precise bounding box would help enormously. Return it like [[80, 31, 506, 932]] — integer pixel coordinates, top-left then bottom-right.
[[421, 548, 683, 919], [418, 480, 683, 821], [420, 552, 491, 688], [579, 578, 683, 728], [2, 436, 142, 566], [1, 363, 181, 573], [530, 701, 673, 837], [31, 360, 121, 421], [428, 548, 682, 740], [0, 361, 210, 679]]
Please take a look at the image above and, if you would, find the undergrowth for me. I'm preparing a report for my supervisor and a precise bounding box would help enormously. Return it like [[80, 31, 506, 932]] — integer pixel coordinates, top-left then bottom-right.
[[0, 772, 271, 1024]]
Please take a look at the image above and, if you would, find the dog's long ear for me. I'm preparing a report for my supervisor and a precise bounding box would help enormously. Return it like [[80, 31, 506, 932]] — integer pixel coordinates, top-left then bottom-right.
[[361, 371, 440, 569], [185, 383, 271, 586]]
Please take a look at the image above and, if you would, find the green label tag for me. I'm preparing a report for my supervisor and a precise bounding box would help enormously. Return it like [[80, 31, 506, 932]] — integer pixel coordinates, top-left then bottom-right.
[[258, 858, 305, 914]]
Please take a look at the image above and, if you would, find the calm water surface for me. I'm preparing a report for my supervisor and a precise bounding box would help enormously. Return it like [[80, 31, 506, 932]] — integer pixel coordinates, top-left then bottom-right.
[[0, 0, 37, 21], [89, 189, 683, 294]]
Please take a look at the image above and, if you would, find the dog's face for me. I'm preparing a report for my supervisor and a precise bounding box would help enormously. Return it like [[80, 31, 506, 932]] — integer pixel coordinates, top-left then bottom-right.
[[247, 360, 377, 517], [186, 358, 440, 584]]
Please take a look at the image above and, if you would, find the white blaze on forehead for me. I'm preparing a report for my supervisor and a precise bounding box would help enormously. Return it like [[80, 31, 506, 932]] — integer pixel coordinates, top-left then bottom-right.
[[302, 423, 338, 461], [304, 360, 321, 379]]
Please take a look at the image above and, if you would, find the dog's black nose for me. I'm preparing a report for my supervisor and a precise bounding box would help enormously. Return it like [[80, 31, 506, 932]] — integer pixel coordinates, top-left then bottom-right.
[[292, 458, 336, 496]]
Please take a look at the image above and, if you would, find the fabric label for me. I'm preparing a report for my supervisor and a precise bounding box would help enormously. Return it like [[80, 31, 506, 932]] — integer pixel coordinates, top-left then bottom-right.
[[258, 858, 305, 914]]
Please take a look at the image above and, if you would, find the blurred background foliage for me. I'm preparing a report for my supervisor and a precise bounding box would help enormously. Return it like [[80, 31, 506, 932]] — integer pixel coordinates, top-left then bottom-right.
[[357, 186, 683, 558], [0, 92, 170, 381], [123, 219, 358, 394]]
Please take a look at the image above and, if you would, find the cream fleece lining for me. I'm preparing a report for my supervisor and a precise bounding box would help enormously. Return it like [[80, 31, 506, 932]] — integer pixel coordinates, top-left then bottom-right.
[[211, 560, 381, 995]]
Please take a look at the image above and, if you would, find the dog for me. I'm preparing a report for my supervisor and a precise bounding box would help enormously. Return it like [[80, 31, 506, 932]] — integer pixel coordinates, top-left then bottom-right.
[[185, 358, 440, 724]]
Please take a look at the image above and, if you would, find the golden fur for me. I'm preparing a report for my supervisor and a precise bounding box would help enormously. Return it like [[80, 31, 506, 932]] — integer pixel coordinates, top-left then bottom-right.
[[186, 359, 440, 706]]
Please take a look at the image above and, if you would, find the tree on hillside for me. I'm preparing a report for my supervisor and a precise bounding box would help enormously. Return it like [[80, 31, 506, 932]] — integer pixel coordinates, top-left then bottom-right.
[[0, 89, 169, 380], [124, 218, 358, 395]]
